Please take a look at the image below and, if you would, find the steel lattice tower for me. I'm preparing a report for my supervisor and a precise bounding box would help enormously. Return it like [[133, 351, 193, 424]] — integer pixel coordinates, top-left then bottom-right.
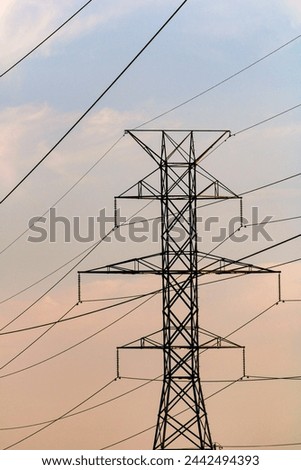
[[152, 131, 212, 449], [79, 130, 277, 450]]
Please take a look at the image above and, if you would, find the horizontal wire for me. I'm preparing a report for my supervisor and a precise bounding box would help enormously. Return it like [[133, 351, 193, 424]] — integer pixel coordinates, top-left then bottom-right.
[[114, 375, 301, 383], [240, 173, 301, 196]]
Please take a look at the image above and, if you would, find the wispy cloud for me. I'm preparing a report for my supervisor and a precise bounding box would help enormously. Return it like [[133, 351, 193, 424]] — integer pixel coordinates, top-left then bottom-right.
[[0, 0, 174, 68]]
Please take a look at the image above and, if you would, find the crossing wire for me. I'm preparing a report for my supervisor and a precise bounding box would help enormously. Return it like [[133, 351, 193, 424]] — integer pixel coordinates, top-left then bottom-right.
[[3, 377, 117, 450], [1, 296, 299, 433], [0, 9, 299, 450], [100, 378, 243, 450], [0, 0, 188, 205], [3, 375, 241, 449], [0, 198, 155, 332], [0, 177, 299, 377], [3, 248, 298, 379], [1, 29, 300, 208], [1, 232, 299, 336], [0, 135, 124, 257], [1, 169, 299, 307]]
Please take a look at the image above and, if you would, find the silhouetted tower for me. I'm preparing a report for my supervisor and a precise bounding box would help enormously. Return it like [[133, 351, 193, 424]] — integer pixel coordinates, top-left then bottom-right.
[[79, 130, 277, 449]]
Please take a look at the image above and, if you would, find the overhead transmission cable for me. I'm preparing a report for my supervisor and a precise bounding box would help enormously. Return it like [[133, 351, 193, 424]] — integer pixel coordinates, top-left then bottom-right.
[[0, 0, 95, 78], [1, 28, 300, 208], [1, 49, 300, 254], [233, 103, 301, 135], [1, 164, 299, 307], [0, 0, 188, 206], [3, 251, 299, 381], [0, 197, 155, 333], [0, 135, 124, 257], [224, 442, 301, 449], [0, 288, 159, 379], [100, 378, 242, 450], [0, 170, 299, 375], [135, 33, 301, 129], [3, 377, 117, 450], [0, 374, 161, 431], [3, 375, 240, 449], [1, 294, 298, 433], [1, 232, 299, 337]]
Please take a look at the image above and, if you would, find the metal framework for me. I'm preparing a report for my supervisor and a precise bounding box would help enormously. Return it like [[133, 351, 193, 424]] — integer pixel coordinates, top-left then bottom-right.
[[79, 130, 278, 450]]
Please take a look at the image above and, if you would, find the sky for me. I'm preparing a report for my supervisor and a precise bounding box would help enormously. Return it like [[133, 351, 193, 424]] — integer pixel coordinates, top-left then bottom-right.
[[0, 0, 300, 451]]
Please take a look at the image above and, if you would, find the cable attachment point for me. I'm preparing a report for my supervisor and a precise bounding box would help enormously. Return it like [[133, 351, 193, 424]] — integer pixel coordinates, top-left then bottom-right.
[[116, 348, 120, 379], [78, 272, 82, 304], [240, 198, 244, 228], [278, 273, 282, 303], [242, 347, 246, 377], [114, 198, 119, 229]]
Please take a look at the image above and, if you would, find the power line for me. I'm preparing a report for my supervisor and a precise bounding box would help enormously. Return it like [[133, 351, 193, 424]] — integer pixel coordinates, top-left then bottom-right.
[[0, 188, 298, 382], [2, 368, 300, 432], [225, 303, 278, 339], [0, 1, 94, 78], [3, 261, 297, 382], [2, 294, 298, 435], [244, 215, 301, 227], [0, 229, 113, 333], [0, 198, 154, 332], [136, 33, 301, 129], [224, 442, 301, 449], [269, 257, 301, 269], [0, 281, 159, 377], [196, 171, 301, 212], [201, 233, 301, 273], [233, 103, 301, 135], [0, 290, 157, 336], [0, 375, 161, 431], [1, 232, 299, 336], [0, 304, 77, 372], [0, 0, 188, 206], [240, 172, 301, 196], [100, 379, 242, 450], [3, 377, 117, 450], [1, 168, 299, 307], [0, 135, 124, 258]]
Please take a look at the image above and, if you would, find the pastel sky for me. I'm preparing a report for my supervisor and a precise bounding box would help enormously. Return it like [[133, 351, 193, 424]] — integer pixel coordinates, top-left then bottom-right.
[[0, 0, 300, 450]]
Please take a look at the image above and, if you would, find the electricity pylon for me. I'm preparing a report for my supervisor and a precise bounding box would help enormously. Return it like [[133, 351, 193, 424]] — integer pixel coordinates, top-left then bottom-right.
[[79, 130, 277, 449]]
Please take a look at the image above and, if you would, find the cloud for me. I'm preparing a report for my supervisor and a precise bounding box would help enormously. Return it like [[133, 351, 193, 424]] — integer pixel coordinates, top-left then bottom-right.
[[0, 103, 74, 189], [0, 0, 174, 69], [280, 0, 301, 25]]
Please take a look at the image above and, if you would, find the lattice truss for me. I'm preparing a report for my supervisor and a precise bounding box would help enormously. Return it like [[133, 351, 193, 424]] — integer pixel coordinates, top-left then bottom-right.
[[79, 130, 278, 450]]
